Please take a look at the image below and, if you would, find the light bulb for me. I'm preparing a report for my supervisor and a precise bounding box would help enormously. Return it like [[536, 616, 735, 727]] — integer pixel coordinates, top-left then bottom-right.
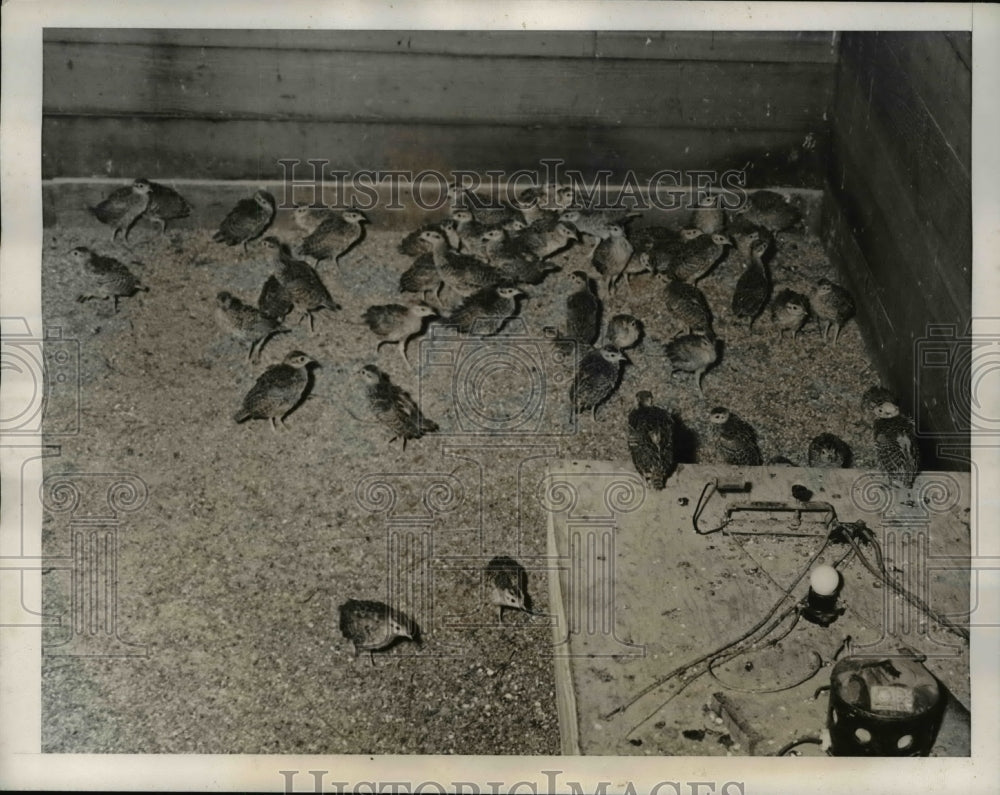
[[810, 565, 840, 596]]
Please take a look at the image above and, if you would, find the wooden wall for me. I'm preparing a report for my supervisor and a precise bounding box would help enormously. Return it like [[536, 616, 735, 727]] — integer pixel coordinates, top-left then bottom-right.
[[822, 32, 971, 462], [42, 29, 837, 186]]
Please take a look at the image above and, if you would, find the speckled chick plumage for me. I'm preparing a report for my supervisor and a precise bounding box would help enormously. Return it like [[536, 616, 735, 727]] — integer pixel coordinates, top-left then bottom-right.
[[89, 179, 152, 242], [710, 406, 763, 466], [663, 278, 713, 336], [873, 401, 920, 488], [573, 347, 628, 421], [144, 180, 192, 234], [731, 238, 771, 331], [299, 209, 368, 265], [258, 275, 294, 324], [812, 278, 856, 344], [213, 190, 276, 250], [216, 290, 290, 362], [446, 285, 523, 336], [565, 270, 601, 347], [485, 556, 531, 622], [667, 232, 731, 284], [338, 599, 416, 664], [419, 228, 503, 298], [264, 237, 341, 331], [69, 246, 148, 312], [362, 303, 437, 367], [359, 364, 438, 449], [735, 190, 802, 232], [726, 216, 774, 267], [808, 433, 852, 468], [512, 219, 579, 260], [591, 224, 635, 294], [480, 228, 560, 285], [605, 314, 642, 351], [233, 350, 315, 430], [627, 391, 675, 490], [663, 332, 718, 396], [771, 288, 810, 340], [691, 195, 725, 234]]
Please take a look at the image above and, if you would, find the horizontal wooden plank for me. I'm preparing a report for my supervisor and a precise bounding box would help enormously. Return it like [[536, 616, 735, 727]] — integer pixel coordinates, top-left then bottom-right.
[[595, 30, 839, 62], [41, 116, 828, 186], [835, 43, 971, 310], [43, 41, 835, 130], [43, 29, 599, 58], [43, 29, 840, 62]]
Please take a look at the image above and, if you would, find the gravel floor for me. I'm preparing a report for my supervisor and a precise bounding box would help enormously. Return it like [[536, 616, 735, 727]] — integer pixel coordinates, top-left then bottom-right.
[[40, 198, 882, 754]]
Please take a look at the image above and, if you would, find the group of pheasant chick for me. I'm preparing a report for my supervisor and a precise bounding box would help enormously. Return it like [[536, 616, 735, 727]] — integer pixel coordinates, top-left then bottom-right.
[[77, 177, 921, 661]]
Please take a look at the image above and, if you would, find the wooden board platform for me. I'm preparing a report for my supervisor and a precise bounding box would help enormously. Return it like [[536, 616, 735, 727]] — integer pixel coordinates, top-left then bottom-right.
[[544, 461, 971, 756]]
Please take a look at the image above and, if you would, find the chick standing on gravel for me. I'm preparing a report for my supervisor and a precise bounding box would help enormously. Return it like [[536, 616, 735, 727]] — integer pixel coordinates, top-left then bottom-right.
[[605, 314, 642, 351], [812, 278, 856, 344], [69, 246, 148, 313], [572, 347, 628, 421], [358, 364, 439, 450], [300, 208, 368, 266], [732, 238, 771, 332], [668, 232, 732, 284], [627, 391, 675, 490], [664, 333, 718, 397], [565, 270, 601, 347], [446, 285, 524, 336], [338, 599, 417, 664], [485, 556, 532, 623], [144, 180, 192, 235], [213, 190, 276, 251], [89, 179, 152, 243], [591, 223, 635, 295], [771, 288, 810, 340], [264, 236, 341, 332], [873, 400, 920, 489], [808, 433, 852, 468], [233, 350, 316, 431], [216, 291, 290, 363], [362, 303, 437, 367], [709, 406, 763, 465]]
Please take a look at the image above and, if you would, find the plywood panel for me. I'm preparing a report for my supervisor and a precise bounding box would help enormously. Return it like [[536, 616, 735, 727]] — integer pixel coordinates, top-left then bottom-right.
[[42, 116, 824, 185], [44, 41, 834, 130], [546, 460, 970, 756], [832, 38, 970, 321], [595, 30, 840, 62], [44, 29, 840, 62]]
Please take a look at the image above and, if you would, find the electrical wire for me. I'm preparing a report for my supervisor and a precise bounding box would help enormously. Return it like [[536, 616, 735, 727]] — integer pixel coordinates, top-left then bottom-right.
[[842, 529, 969, 643], [606, 527, 838, 726]]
